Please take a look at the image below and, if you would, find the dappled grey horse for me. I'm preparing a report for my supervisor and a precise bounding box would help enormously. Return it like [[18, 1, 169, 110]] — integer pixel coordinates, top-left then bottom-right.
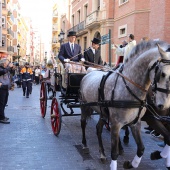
[[80, 41, 170, 170]]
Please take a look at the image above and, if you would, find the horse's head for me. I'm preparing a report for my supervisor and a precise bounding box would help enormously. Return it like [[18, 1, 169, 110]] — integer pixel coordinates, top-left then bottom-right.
[[149, 44, 170, 110]]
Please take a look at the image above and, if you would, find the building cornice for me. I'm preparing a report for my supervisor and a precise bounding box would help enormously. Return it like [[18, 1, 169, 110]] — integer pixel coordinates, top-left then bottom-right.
[[114, 9, 150, 22]]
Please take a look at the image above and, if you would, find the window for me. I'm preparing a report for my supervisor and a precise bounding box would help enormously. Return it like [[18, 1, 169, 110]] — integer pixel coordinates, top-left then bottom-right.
[[62, 21, 65, 32], [84, 4, 88, 20], [98, 0, 100, 10], [118, 24, 127, 38], [119, 0, 128, 6], [77, 10, 80, 23], [2, 16, 6, 28], [72, 15, 74, 27], [2, 0, 6, 8], [84, 37, 87, 50], [2, 35, 6, 47], [77, 39, 80, 45]]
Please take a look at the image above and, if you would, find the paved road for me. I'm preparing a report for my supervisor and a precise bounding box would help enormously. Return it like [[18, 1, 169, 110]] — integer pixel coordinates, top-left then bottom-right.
[[0, 84, 167, 170]]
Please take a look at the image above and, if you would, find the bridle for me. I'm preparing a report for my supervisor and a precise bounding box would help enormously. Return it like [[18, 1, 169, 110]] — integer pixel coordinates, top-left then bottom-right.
[[149, 58, 170, 94]]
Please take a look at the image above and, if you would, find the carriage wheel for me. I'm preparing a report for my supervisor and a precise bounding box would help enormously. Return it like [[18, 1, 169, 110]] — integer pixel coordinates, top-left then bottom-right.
[[51, 97, 62, 136], [40, 82, 47, 118]]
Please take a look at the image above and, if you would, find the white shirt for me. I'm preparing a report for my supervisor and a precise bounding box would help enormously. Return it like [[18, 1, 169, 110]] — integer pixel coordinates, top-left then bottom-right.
[[90, 47, 95, 54], [35, 68, 41, 76]]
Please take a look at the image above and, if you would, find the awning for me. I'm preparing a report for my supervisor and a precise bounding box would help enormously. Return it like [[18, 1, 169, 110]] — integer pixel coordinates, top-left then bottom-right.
[[0, 52, 8, 58]]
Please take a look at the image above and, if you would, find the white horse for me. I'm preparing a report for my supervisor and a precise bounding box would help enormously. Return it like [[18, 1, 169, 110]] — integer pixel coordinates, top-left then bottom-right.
[[80, 40, 170, 170]]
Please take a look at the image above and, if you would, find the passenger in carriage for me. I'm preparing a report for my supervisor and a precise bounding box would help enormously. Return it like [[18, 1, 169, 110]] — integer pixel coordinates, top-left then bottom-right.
[[58, 31, 86, 89], [58, 31, 85, 63], [84, 37, 103, 69]]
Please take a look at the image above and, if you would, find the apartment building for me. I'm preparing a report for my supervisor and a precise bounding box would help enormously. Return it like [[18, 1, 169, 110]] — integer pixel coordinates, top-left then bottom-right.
[[59, 0, 170, 65], [0, 0, 10, 60], [51, 3, 60, 57], [0, 0, 33, 65]]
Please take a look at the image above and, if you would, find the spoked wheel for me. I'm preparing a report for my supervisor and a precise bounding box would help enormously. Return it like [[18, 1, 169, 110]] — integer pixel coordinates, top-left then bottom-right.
[[51, 97, 62, 136], [40, 82, 47, 118]]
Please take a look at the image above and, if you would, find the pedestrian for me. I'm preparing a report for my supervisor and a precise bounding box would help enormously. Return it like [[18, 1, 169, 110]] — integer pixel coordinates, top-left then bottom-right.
[[34, 66, 41, 85], [115, 34, 136, 63], [115, 40, 128, 66], [20, 62, 33, 98], [84, 37, 103, 68], [0, 58, 13, 124]]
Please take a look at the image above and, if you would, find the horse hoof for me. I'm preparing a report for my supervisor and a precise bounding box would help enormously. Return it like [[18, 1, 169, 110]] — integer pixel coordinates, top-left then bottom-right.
[[123, 161, 133, 169], [123, 136, 129, 144], [100, 157, 107, 164], [150, 151, 162, 160], [82, 147, 89, 154], [119, 149, 124, 155]]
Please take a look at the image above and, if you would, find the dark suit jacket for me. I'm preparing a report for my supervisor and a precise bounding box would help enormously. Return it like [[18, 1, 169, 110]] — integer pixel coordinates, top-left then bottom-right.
[[58, 42, 83, 62], [84, 48, 103, 66]]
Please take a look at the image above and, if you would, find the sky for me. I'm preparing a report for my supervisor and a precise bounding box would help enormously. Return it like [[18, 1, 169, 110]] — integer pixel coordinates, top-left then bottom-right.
[[19, 0, 53, 54]]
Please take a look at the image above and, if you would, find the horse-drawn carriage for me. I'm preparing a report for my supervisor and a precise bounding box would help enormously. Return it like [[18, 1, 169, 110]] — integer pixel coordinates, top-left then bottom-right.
[[39, 41, 170, 170], [39, 62, 100, 136]]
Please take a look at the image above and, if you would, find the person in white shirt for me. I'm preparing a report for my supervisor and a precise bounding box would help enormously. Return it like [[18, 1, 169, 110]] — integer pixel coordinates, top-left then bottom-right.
[[34, 66, 41, 85], [115, 34, 136, 63]]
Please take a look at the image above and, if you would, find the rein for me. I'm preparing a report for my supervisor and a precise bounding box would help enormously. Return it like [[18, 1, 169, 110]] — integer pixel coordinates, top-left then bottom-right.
[[145, 103, 170, 123], [116, 72, 147, 92], [67, 61, 111, 71]]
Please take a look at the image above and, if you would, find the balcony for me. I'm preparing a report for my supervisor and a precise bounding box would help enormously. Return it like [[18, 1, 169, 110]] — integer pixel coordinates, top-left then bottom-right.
[[7, 11, 14, 25], [52, 38, 60, 48], [53, 12, 58, 18], [52, 38, 57, 44], [85, 10, 100, 29], [67, 21, 87, 36], [52, 24, 59, 32], [7, 46, 14, 53], [7, 28, 14, 39]]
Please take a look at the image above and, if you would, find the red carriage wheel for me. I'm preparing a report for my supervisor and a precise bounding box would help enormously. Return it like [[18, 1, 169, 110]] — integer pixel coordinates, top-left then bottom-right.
[[40, 82, 47, 118], [51, 97, 62, 136]]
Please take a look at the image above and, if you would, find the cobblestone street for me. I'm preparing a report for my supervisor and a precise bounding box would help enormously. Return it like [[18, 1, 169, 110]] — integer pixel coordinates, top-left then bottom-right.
[[0, 84, 167, 170]]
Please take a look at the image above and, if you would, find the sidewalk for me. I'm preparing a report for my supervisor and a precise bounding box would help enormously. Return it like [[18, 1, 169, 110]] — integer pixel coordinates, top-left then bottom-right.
[[0, 84, 167, 170]]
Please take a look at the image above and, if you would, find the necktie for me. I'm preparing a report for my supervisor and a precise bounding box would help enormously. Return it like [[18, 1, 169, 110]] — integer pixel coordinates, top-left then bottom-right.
[[71, 44, 74, 53]]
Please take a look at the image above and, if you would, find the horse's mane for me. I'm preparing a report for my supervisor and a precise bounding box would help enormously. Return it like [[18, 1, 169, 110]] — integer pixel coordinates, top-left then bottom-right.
[[125, 40, 170, 63]]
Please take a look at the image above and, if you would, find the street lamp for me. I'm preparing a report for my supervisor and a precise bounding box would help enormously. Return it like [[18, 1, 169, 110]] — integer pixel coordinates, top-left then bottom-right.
[[44, 51, 47, 65], [58, 29, 65, 45], [17, 44, 20, 63]]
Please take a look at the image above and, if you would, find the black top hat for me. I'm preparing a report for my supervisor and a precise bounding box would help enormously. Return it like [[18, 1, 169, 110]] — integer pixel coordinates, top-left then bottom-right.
[[67, 31, 77, 37], [91, 38, 101, 44]]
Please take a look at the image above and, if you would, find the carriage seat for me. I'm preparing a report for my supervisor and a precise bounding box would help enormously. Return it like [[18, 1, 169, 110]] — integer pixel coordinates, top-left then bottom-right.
[[57, 62, 86, 95]]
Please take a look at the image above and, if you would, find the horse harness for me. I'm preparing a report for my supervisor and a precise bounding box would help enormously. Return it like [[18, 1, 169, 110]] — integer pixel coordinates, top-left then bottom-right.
[[81, 64, 146, 125], [149, 59, 170, 94], [81, 59, 170, 124]]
